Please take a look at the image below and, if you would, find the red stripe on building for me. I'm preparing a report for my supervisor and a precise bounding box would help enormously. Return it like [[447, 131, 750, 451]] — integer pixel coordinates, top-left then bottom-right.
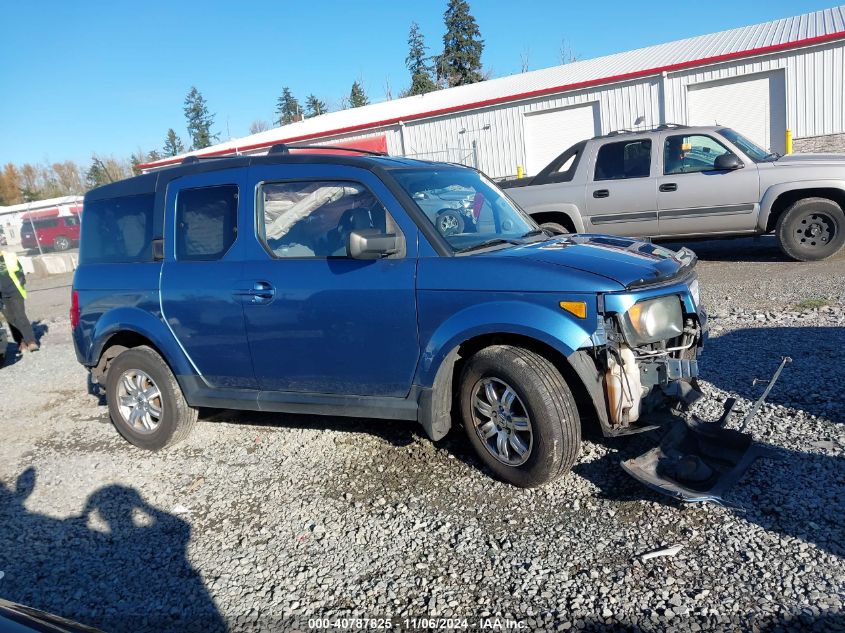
[[138, 30, 845, 170]]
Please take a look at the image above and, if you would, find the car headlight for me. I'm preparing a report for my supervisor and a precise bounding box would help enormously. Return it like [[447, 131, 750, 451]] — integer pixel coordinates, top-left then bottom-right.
[[620, 296, 683, 346]]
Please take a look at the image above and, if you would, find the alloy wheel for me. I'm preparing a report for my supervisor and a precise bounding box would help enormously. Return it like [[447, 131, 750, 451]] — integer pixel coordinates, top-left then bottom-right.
[[471, 377, 533, 466], [116, 369, 163, 434]]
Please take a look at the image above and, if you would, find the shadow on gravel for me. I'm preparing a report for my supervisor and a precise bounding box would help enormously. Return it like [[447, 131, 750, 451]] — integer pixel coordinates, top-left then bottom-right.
[[703, 326, 844, 422], [0, 321, 49, 369], [576, 437, 845, 557], [0, 468, 225, 633], [661, 235, 786, 263]]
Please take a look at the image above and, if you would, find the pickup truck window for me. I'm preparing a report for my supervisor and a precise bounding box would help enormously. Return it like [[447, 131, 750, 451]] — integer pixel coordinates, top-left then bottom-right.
[[719, 128, 775, 162], [258, 180, 394, 258], [176, 185, 238, 262], [594, 139, 652, 181], [392, 168, 535, 252], [664, 134, 731, 174]]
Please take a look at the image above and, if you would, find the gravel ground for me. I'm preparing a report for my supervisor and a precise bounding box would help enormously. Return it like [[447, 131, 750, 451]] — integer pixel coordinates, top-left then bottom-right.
[[0, 239, 843, 632]]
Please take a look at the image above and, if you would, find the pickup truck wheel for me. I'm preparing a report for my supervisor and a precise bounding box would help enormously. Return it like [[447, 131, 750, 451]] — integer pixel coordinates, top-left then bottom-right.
[[776, 197, 845, 261], [540, 222, 569, 235], [105, 346, 198, 450], [460, 345, 580, 487]]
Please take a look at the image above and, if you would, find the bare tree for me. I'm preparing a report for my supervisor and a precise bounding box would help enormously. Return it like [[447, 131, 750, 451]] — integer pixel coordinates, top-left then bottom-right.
[[520, 47, 531, 73], [249, 119, 271, 134], [559, 39, 578, 65]]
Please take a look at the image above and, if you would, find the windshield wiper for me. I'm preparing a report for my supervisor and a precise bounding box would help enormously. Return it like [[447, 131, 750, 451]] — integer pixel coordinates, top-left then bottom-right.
[[520, 228, 554, 239], [457, 238, 521, 253], [764, 152, 782, 161]]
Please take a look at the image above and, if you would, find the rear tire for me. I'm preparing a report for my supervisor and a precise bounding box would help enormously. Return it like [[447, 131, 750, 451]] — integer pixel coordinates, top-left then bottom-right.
[[105, 346, 198, 450], [459, 345, 581, 487], [775, 197, 845, 261]]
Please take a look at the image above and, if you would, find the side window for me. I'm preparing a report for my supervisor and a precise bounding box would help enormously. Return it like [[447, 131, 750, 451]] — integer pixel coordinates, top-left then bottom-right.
[[176, 185, 238, 261], [65, 216, 80, 227], [594, 139, 652, 181], [258, 180, 396, 258], [78, 193, 155, 264], [664, 134, 730, 175]]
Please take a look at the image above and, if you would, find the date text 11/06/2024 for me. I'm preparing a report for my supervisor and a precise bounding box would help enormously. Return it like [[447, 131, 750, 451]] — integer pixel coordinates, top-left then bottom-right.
[[307, 617, 527, 630]]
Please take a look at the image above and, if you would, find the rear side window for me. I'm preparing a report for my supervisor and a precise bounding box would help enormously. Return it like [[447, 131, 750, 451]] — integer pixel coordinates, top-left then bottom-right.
[[176, 185, 238, 261], [79, 194, 155, 264], [594, 139, 652, 181]]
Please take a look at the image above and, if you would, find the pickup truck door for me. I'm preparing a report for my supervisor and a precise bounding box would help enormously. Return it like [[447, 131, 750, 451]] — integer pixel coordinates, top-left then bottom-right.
[[159, 169, 257, 389], [583, 137, 659, 237], [656, 132, 760, 236], [241, 164, 420, 398]]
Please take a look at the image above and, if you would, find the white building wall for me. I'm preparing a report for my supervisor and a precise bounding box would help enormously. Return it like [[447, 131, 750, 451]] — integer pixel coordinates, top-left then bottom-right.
[[397, 77, 661, 178], [664, 40, 845, 140]]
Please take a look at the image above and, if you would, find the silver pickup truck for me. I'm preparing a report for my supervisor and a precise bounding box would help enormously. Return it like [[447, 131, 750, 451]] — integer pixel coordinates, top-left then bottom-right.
[[501, 124, 845, 261]]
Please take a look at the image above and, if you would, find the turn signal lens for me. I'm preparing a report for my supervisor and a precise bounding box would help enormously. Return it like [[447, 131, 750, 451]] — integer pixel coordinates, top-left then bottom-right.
[[559, 300, 587, 319]]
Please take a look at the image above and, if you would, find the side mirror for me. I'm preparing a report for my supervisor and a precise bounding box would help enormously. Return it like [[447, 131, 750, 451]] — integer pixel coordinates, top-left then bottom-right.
[[714, 153, 743, 171], [347, 229, 403, 260]]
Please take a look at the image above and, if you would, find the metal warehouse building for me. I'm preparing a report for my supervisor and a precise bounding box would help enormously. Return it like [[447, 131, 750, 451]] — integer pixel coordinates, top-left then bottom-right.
[[141, 6, 845, 179]]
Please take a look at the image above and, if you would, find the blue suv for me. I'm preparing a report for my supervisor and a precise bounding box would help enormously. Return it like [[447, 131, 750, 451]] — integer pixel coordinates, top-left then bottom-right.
[[72, 148, 705, 488]]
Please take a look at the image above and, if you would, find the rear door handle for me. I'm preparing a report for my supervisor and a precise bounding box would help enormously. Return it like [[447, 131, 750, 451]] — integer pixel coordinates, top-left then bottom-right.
[[234, 281, 276, 304], [659, 183, 678, 192], [593, 189, 610, 199]]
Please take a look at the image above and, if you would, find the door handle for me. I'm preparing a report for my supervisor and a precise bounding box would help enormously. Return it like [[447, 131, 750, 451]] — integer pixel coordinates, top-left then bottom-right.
[[593, 189, 610, 199], [234, 281, 276, 303], [659, 183, 678, 192]]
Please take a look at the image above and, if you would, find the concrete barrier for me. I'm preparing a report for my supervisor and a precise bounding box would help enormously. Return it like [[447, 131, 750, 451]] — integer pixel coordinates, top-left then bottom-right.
[[18, 252, 78, 278]]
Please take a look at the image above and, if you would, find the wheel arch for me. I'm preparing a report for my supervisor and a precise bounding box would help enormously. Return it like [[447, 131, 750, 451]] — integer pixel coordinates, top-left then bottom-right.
[[528, 209, 581, 233], [88, 309, 196, 385], [760, 184, 845, 232], [417, 331, 604, 441]]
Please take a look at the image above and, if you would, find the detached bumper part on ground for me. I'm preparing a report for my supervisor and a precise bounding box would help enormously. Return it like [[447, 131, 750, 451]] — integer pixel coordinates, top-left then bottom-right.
[[623, 357, 792, 503]]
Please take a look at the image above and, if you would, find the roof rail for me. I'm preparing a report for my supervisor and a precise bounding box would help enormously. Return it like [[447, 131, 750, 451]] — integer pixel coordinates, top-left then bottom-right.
[[596, 123, 691, 140], [285, 144, 388, 156], [267, 143, 290, 155]]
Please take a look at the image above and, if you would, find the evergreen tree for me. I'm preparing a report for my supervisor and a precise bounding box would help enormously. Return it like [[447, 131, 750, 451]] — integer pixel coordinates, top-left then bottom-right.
[[163, 128, 186, 156], [276, 87, 301, 125], [183, 87, 217, 150], [406, 22, 438, 96], [305, 94, 327, 118], [436, 0, 484, 87], [349, 81, 369, 108]]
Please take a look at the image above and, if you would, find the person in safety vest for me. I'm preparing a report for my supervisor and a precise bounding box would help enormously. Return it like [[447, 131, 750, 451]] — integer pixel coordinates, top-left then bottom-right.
[[0, 250, 39, 353]]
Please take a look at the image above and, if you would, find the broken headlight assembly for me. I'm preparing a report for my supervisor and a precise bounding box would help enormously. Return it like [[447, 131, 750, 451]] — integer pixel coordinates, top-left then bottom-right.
[[619, 296, 684, 346]]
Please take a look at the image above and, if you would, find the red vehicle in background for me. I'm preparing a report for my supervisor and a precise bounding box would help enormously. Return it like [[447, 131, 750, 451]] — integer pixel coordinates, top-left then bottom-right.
[[20, 214, 81, 252]]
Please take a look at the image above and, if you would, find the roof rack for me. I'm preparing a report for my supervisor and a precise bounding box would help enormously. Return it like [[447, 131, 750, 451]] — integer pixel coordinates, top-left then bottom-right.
[[283, 143, 388, 156], [179, 143, 388, 164], [595, 123, 690, 140]]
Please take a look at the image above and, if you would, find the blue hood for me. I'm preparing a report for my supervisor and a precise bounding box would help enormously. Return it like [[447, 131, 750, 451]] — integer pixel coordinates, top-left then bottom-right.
[[498, 234, 697, 288]]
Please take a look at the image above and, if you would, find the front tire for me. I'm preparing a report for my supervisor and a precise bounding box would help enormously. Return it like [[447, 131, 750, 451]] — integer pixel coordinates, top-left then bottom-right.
[[460, 345, 581, 487], [53, 236, 71, 251], [540, 221, 569, 235], [776, 197, 845, 261], [105, 346, 198, 450]]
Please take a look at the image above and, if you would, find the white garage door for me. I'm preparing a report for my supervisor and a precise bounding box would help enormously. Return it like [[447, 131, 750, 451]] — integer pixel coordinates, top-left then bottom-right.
[[687, 71, 786, 154], [523, 102, 600, 175]]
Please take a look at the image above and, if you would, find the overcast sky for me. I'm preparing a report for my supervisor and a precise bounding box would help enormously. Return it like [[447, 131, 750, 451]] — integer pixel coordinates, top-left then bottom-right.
[[0, 0, 838, 165]]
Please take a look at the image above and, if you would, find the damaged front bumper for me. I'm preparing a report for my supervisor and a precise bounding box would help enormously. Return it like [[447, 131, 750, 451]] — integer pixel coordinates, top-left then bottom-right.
[[569, 279, 784, 504]]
